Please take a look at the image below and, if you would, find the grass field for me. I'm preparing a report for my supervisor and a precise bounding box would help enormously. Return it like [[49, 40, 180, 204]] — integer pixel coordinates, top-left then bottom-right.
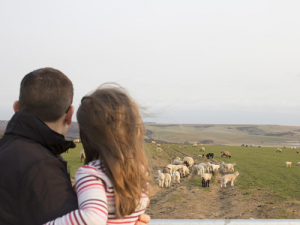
[[63, 143, 300, 202]]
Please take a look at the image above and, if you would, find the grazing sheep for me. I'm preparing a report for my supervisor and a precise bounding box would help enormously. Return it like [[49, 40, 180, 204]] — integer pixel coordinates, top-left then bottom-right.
[[201, 172, 214, 187], [157, 170, 165, 187], [184, 146, 187, 148], [199, 147, 205, 152], [179, 146, 181, 149], [192, 144, 197, 147], [151, 141, 156, 144], [80, 149, 86, 162], [183, 156, 194, 170], [297, 150, 299, 154], [276, 148, 282, 153], [164, 173, 172, 187], [221, 150, 231, 158], [250, 144, 254, 147], [157, 144, 161, 147], [258, 146, 261, 148], [221, 171, 239, 188], [294, 147, 297, 150], [181, 165, 190, 177], [285, 161, 292, 168], [283, 146, 286, 148], [241, 144, 245, 147], [295, 162, 300, 167], [172, 171, 180, 183]]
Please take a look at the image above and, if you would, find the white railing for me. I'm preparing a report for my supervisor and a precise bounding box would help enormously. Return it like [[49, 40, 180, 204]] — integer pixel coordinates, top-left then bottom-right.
[[149, 219, 300, 225]]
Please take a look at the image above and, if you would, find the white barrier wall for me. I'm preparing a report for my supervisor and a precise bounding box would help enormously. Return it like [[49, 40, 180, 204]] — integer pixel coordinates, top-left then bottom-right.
[[149, 219, 300, 225]]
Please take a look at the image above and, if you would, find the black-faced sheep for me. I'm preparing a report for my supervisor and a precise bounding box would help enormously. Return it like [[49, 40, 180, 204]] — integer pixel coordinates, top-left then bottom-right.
[[206, 153, 214, 159], [201, 171, 214, 187]]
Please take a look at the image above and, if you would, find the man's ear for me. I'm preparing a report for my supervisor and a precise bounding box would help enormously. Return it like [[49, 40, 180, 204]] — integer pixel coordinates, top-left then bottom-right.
[[13, 101, 19, 112], [65, 106, 74, 125]]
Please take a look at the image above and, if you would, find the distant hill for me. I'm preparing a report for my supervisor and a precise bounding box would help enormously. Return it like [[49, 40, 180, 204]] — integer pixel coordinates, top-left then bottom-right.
[[1, 121, 300, 147]]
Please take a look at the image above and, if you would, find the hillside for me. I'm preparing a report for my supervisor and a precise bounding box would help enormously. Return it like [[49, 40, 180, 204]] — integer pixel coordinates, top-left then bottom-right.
[[1, 121, 300, 146]]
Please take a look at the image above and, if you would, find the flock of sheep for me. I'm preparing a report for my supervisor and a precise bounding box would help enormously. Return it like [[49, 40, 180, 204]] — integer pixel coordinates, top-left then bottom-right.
[[155, 143, 239, 189]]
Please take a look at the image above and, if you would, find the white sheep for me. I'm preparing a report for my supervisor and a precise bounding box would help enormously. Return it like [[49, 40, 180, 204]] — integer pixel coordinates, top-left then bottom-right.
[[164, 173, 172, 187], [221, 171, 239, 188], [157, 170, 165, 187], [172, 171, 180, 183], [166, 164, 182, 175], [181, 165, 190, 177], [173, 159, 183, 165], [276, 148, 282, 153], [210, 164, 220, 173], [201, 172, 213, 187], [196, 165, 205, 175], [183, 156, 194, 169], [224, 162, 236, 173], [295, 162, 300, 167], [285, 161, 292, 167], [199, 147, 205, 152], [199, 162, 211, 173]]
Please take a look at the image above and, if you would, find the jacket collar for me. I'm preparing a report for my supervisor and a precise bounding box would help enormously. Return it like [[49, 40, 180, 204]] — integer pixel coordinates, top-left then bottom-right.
[[4, 112, 75, 155]]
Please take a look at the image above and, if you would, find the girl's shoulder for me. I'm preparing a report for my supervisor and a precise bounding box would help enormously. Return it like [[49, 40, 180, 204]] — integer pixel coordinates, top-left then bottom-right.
[[75, 160, 113, 187]]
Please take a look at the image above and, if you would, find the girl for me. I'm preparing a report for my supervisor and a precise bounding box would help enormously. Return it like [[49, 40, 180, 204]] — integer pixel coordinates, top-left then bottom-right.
[[45, 85, 151, 225]]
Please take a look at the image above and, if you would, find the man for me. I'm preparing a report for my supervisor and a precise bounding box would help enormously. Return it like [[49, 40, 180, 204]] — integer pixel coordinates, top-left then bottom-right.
[[0, 68, 150, 224]]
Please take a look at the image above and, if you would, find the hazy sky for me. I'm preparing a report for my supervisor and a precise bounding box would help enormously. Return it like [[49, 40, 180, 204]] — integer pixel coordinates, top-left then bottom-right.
[[1, 1, 300, 125]]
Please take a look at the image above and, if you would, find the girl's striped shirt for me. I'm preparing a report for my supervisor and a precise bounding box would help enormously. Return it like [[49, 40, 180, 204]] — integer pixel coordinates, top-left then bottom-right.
[[44, 160, 148, 225]]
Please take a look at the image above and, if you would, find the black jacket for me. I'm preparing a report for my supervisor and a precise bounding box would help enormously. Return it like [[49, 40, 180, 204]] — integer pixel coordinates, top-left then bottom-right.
[[0, 112, 78, 225]]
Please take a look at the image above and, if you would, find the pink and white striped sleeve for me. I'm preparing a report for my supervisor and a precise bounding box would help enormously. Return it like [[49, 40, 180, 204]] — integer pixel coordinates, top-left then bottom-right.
[[44, 166, 108, 225]]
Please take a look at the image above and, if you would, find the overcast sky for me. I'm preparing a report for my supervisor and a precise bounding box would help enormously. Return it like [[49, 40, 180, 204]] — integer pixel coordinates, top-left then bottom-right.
[[1, 1, 300, 125]]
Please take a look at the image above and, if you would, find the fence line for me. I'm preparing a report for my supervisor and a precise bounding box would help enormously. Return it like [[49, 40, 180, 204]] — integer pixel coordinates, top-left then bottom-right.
[[149, 219, 300, 225]]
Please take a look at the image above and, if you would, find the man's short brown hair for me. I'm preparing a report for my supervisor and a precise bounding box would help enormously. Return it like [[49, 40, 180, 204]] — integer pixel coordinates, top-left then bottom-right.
[[19, 68, 73, 122]]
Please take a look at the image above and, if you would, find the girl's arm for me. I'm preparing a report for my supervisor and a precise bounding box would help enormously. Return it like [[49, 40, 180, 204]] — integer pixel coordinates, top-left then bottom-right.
[[44, 167, 108, 225]]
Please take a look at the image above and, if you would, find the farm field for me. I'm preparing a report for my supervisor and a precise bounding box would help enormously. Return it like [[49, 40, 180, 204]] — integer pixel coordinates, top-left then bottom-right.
[[62, 143, 300, 219]]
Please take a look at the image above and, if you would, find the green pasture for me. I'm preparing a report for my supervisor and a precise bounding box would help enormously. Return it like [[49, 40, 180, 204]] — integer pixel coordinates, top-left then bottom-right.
[[63, 143, 300, 201]]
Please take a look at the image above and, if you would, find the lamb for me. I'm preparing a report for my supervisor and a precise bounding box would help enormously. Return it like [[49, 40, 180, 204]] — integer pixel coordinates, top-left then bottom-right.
[[210, 164, 220, 173], [166, 164, 182, 175], [181, 165, 190, 177], [221, 171, 239, 188], [196, 165, 205, 175], [198, 154, 205, 158], [221, 150, 231, 158], [199, 147, 205, 152], [201, 172, 214, 187], [224, 162, 236, 173], [276, 148, 282, 153], [285, 161, 292, 168], [172, 171, 180, 183], [80, 149, 86, 162], [199, 163, 211, 173], [157, 170, 165, 187], [164, 173, 172, 187]]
